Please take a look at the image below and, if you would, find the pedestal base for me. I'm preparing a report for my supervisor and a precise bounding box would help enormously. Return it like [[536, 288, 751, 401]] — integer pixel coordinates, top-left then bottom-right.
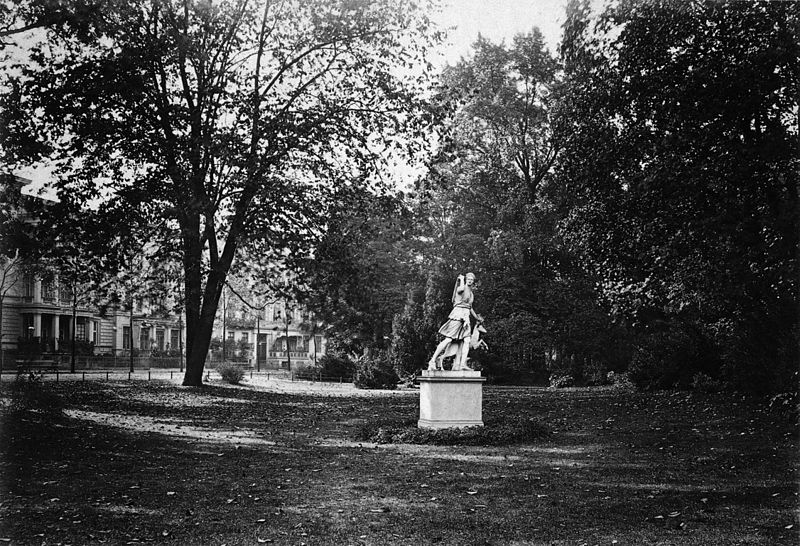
[[418, 370, 486, 429]]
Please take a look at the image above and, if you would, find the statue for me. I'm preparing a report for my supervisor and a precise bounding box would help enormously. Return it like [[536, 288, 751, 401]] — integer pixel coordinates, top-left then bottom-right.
[[427, 272, 486, 371]]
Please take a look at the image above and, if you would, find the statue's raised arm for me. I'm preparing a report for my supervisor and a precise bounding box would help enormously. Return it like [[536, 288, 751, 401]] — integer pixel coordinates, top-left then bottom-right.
[[427, 272, 484, 371]]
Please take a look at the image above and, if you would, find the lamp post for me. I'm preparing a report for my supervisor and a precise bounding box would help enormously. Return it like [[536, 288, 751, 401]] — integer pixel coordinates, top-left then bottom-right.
[[129, 297, 135, 373], [284, 299, 291, 371], [256, 314, 261, 372]]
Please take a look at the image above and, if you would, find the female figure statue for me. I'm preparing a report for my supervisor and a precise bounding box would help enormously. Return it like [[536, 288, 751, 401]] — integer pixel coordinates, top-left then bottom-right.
[[427, 272, 484, 371]]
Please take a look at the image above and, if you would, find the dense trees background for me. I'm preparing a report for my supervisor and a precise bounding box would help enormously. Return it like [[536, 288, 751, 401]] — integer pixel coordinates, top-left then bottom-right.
[[550, 0, 798, 392], [300, 0, 797, 394], [2, 0, 796, 393]]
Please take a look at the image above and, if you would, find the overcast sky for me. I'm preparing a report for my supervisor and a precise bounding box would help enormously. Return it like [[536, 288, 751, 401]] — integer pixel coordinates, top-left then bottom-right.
[[434, 0, 568, 66]]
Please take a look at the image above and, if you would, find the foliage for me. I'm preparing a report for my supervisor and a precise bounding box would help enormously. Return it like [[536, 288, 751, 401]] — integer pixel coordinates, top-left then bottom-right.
[[209, 336, 253, 361], [606, 371, 635, 392], [352, 350, 398, 390], [400, 28, 623, 384], [389, 277, 441, 377], [692, 372, 724, 394], [554, 0, 799, 393], [1, 0, 440, 386], [548, 373, 575, 389], [316, 353, 355, 381], [357, 416, 550, 446], [216, 362, 245, 385], [627, 326, 720, 391], [299, 190, 421, 355]]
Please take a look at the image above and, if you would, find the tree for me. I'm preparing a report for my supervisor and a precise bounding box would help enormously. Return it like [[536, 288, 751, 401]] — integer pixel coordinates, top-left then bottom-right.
[[298, 189, 418, 355], [0, 175, 29, 371], [402, 30, 621, 382], [553, 0, 799, 391], [2, 0, 439, 385]]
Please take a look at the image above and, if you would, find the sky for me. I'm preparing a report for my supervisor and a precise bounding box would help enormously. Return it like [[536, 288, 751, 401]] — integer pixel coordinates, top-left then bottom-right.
[[17, 0, 571, 191], [434, 0, 569, 66]]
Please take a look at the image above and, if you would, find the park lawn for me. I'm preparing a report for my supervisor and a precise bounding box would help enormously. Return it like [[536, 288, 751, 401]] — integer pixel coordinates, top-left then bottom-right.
[[0, 379, 797, 546]]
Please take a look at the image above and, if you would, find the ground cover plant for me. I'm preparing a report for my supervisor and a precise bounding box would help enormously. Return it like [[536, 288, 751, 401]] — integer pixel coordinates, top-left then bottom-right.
[[0, 379, 797, 545]]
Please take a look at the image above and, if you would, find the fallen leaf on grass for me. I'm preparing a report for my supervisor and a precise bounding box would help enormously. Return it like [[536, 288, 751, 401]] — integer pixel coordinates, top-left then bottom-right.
[[786, 524, 794, 530], [466, 491, 478, 495], [257, 539, 272, 543]]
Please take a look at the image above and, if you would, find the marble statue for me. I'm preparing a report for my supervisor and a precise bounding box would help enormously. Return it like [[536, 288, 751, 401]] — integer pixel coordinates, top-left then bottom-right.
[[427, 273, 485, 371]]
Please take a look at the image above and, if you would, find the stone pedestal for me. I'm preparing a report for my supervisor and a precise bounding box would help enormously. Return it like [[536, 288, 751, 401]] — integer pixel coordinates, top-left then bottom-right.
[[418, 369, 486, 429]]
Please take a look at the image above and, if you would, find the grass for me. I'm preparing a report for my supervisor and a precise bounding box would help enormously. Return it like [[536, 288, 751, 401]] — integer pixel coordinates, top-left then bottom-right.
[[0, 378, 797, 545]]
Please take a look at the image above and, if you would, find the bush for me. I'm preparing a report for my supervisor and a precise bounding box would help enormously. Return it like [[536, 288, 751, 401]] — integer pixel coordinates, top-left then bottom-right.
[[353, 350, 399, 390], [692, 372, 724, 393], [628, 326, 719, 391], [356, 416, 550, 446], [548, 373, 575, 389], [607, 371, 635, 391], [317, 353, 355, 380], [217, 362, 245, 385], [584, 360, 610, 386], [294, 365, 321, 381]]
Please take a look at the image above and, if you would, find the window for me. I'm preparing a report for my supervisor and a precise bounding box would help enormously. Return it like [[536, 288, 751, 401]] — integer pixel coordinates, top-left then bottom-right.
[[273, 306, 282, 321], [75, 320, 87, 341], [42, 280, 56, 302], [92, 321, 98, 343], [23, 315, 34, 338], [170, 329, 180, 350], [227, 331, 235, 341], [23, 275, 34, 299], [140, 328, 150, 350], [60, 284, 72, 303], [241, 332, 249, 343], [123, 326, 131, 349], [156, 330, 165, 350]]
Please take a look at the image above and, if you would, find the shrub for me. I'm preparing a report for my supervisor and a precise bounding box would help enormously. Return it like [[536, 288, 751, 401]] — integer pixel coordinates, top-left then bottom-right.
[[548, 373, 575, 389], [607, 371, 635, 391], [217, 362, 245, 385], [353, 350, 399, 390], [628, 326, 718, 391], [584, 360, 610, 386], [692, 372, 724, 393], [356, 416, 550, 446], [294, 365, 320, 381], [317, 353, 355, 380]]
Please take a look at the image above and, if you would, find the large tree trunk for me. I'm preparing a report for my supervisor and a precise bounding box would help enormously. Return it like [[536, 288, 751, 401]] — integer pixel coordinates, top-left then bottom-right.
[[182, 270, 227, 385]]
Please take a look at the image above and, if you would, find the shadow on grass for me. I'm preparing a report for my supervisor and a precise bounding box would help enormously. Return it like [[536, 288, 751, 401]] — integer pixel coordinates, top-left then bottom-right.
[[1, 381, 797, 546]]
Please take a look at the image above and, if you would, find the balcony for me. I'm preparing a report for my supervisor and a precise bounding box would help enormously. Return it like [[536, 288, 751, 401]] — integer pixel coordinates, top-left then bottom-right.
[[269, 351, 308, 359]]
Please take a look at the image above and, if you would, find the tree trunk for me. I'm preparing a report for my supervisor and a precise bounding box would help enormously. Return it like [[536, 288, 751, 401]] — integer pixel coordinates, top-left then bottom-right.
[[182, 265, 228, 386]]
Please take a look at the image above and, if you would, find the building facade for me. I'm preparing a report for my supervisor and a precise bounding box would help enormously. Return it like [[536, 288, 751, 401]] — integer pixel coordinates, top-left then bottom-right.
[[0, 177, 185, 368], [212, 296, 327, 371]]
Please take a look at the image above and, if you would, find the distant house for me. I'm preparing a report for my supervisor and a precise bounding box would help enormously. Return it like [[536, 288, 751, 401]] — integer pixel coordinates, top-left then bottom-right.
[[0, 177, 185, 368], [211, 295, 327, 371]]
